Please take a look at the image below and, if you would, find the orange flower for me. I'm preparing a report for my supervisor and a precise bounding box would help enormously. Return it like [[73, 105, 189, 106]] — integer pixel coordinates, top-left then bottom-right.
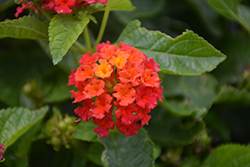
[[75, 64, 93, 82], [69, 41, 163, 138], [109, 50, 129, 69], [83, 77, 105, 98], [94, 59, 113, 79], [113, 83, 136, 106], [141, 69, 161, 87], [99, 45, 119, 60]]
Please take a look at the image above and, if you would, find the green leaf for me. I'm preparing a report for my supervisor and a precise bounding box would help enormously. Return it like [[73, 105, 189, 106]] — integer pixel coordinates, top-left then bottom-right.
[[0, 16, 48, 40], [206, 0, 250, 34], [87, 142, 105, 166], [214, 85, 250, 107], [73, 121, 98, 142], [238, 5, 250, 31], [109, 0, 135, 11], [206, 0, 239, 20], [162, 74, 217, 117], [203, 144, 250, 167], [100, 129, 155, 167], [0, 106, 49, 148], [116, 20, 226, 75], [146, 106, 205, 146], [49, 15, 89, 65]]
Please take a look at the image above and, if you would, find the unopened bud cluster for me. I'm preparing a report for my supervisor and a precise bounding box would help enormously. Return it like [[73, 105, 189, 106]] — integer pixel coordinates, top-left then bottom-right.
[[43, 114, 76, 151]]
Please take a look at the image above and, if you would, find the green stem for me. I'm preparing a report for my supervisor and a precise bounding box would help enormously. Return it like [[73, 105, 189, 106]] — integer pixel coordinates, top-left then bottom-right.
[[83, 25, 92, 51], [73, 41, 87, 53], [94, 0, 112, 47], [33, 1, 52, 21], [70, 48, 80, 66]]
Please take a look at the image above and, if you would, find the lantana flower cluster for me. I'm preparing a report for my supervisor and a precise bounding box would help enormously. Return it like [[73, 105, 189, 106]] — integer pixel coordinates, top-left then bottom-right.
[[0, 144, 5, 162], [68, 42, 163, 137], [15, 0, 108, 17]]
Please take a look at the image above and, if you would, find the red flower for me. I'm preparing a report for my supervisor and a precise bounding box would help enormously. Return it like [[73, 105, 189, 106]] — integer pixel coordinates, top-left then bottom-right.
[[0, 144, 5, 162], [15, 2, 39, 18], [69, 41, 163, 137], [93, 112, 115, 137], [116, 118, 142, 137], [90, 93, 113, 119], [15, 0, 108, 16]]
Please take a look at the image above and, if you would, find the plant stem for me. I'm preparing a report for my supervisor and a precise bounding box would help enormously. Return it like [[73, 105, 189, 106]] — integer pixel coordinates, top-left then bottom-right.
[[33, 1, 52, 21], [94, 0, 112, 47], [70, 48, 80, 66], [83, 25, 92, 51], [74, 41, 87, 53]]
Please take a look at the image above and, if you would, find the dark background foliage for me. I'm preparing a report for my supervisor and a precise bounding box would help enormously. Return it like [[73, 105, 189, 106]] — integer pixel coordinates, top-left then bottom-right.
[[1, 0, 250, 166]]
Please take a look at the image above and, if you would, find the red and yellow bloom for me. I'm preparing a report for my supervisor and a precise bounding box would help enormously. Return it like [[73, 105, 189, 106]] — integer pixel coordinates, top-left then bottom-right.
[[68, 42, 163, 137]]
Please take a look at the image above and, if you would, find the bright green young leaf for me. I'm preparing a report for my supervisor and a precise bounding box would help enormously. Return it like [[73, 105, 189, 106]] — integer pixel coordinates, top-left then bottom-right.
[[0, 106, 49, 148], [116, 20, 226, 75], [73, 121, 98, 142], [49, 15, 89, 65], [109, 0, 135, 11], [146, 106, 205, 146], [207, 0, 250, 34], [203, 144, 250, 167], [0, 16, 48, 40], [100, 129, 155, 167]]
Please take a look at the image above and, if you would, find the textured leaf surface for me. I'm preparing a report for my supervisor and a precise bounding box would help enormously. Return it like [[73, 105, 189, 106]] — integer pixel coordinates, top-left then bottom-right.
[[207, 0, 250, 33], [49, 15, 89, 65], [146, 106, 205, 146], [0, 16, 48, 40], [0, 106, 48, 148], [203, 144, 250, 167], [100, 129, 155, 167], [117, 20, 226, 75]]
